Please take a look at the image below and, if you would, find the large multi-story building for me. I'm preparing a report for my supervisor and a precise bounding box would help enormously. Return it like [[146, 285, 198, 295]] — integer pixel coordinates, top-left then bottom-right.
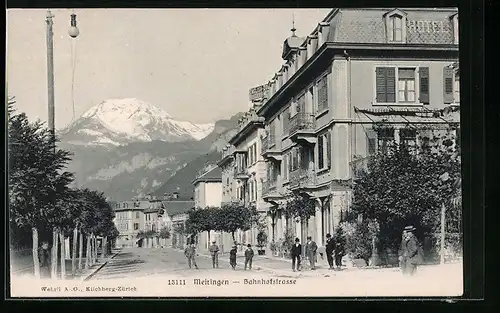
[[253, 8, 460, 249], [218, 104, 273, 251], [113, 200, 150, 247]]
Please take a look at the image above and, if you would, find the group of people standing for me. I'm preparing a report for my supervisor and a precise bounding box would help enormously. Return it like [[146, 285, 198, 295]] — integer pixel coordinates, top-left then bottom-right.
[[289, 234, 345, 272], [184, 241, 255, 270]]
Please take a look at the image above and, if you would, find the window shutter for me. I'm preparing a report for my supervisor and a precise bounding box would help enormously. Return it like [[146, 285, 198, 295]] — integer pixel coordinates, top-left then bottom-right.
[[386, 68, 396, 103], [318, 135, 324, 169], [376, 67, 387, 102], [366, 129, 377, 155], [443, 67, 454, 103], [419, 67, 430, 104], [326, 131, 332, 169]]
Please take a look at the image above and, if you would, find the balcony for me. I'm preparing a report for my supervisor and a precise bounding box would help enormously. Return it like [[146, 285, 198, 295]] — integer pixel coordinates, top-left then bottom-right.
[[289, 168, 316, 191], [289, 113, 317, 145], [262, 180, 282, 204], [234, 166, 250, 180], [261, 135, 282, 162]]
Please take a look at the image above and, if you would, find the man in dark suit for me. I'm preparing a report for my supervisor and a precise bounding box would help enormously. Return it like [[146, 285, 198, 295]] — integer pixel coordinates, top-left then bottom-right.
[[290, 238, 302, 272], [305, 236, 318, 270], [325, 233, 335, 270], [399, 226, 421, 276]]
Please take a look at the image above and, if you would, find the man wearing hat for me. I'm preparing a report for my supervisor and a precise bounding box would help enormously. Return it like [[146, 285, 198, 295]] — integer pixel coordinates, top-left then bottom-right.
[[290, 238, 302, 272], [325, 233, 336, 270], [399, 226, 421, 276], [305, 236, 318, 270], [229, 244, 238, 270], [209, 241, 220, 268]]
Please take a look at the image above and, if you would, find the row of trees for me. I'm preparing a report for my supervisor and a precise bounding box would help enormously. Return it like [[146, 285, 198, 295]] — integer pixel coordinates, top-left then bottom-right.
[[184, 202, 262, 244], [8, 97, 119, 279]]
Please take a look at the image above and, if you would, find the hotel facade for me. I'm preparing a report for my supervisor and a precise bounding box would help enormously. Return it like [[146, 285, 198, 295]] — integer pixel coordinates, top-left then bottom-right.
[[223, 8, 460, 250]]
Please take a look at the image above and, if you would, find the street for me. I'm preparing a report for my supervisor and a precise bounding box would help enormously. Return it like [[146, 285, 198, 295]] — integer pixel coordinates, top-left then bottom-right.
[[82, 247, 463, 297]]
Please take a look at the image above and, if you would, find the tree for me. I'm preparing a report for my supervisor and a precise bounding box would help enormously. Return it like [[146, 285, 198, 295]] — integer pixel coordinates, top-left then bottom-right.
[[8, 100, 74, 278], [284, 192, 316, 241], [349, 126, 461, 255], [219, 202, 259, 242], [159, 227, 171, 239]]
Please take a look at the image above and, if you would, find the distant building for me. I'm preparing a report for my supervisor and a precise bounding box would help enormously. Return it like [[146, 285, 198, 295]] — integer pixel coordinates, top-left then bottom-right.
[[113, 200, 149, 248]]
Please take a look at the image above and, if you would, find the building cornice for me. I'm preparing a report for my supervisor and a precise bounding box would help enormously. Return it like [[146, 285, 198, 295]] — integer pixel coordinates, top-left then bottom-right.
[[228, 120, 265, 146], [217, 154, 234, 167], [192, 177, 222, 186]]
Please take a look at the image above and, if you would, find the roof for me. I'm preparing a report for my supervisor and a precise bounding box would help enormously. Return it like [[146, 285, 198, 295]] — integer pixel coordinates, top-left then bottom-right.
[[161, 200, 194, 216], [326, 8, 458, 45], [282, 35, 305, 60], [192, 166, 222, 185]]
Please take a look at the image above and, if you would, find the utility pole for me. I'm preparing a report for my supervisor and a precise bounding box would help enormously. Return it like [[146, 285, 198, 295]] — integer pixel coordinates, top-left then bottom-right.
[[46, 10, 55, 152]]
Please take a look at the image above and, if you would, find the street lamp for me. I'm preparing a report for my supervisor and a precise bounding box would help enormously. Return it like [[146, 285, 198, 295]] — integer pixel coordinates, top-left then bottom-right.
[[45, 10, 80, 152]]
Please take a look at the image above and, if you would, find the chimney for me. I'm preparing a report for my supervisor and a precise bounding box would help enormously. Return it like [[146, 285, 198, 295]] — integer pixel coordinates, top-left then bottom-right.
[[147, 193, 152, 201]]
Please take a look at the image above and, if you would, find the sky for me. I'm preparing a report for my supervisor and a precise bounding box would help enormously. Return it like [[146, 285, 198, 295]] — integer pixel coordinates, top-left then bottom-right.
[[7, 9, 331, 129]]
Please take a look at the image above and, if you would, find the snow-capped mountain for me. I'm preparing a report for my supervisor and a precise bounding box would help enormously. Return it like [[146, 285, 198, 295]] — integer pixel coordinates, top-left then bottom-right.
[[60, 98, 215, 147]]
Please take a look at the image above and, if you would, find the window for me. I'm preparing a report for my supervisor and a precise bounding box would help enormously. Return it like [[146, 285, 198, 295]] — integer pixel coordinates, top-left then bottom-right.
[[136, 212, 140, 219], [377, 128, 395, 153], [283, 107, 291, 135], [399, 128, 417, 147], [283, 154, 289, 181], [309, 86, 316, 114], [398, 68, 416, 102], [296, 93, 306, 115], [391, 15, 403, 42], [317, 75, 329, 112], [134, 223, 139, 230], [269, 120, 276, 145], [317, 131, 331, 171], [290, 148, 299, 172]]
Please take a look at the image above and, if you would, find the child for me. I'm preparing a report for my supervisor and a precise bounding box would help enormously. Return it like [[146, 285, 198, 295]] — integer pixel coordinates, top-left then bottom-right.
[[244, 244, 254, 270], [229, 245, 237, 270]]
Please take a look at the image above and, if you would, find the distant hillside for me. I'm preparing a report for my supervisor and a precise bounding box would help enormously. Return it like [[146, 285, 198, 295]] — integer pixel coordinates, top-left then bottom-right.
[[151, 150, 222, 200]]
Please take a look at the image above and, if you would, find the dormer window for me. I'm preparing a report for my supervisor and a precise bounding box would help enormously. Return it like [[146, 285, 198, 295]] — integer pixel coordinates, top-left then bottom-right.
[[384, 9, 408, 43], [391, 15, 403, 42]]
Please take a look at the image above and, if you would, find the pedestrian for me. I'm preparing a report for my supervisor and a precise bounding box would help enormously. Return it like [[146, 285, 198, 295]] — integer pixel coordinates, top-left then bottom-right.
[[305, 236, 317, 270], [229, 245, 237, 270], [184, 242, 199, 269], [398, 226, 422, 276], [209, 241, 220, 268], [334, 239, 345, 271], [290, 238, 302, 272], [38, 241, 51, 279], [325, 233, 335, 270], [244, 244, 254, 270]]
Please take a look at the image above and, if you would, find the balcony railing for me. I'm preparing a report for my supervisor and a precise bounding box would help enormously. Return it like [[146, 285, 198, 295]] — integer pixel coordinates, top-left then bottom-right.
[[234, 166, 249, 179], [261, 135, 277, 154], [289, 168, 316, 188], [262, 180, 278, 196], [289, 113, 316, 135]]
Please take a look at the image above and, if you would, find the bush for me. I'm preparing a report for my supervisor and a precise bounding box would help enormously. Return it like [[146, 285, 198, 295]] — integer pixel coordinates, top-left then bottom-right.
[[281, 228, 295, 258], [257, 231, 267, 249], [341, 221, 374, 265]]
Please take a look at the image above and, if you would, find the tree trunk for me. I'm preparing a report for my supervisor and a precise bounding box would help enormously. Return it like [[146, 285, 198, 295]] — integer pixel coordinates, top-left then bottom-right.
[[32, 227, 40, 278], [72, 227, 78, 276], [78, 230, 83, 271], [59, 232, 66, 280], [102, 236, 107, 258], [231, 231, 235, 242], [85, 235, 91, 269], [51, 228, 58, 279]]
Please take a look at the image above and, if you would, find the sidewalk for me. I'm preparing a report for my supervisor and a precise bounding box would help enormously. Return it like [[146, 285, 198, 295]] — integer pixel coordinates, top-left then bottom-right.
[[10, 248, 122, 281]]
